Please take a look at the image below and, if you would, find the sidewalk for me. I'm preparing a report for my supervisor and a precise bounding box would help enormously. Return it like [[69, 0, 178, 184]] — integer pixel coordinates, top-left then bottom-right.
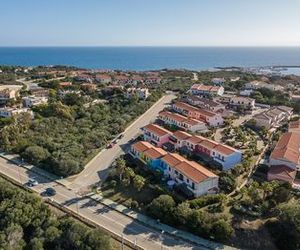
[[90, 193, 236, 250], [0, 152, 73, 187], [0, 152, 236, 249]]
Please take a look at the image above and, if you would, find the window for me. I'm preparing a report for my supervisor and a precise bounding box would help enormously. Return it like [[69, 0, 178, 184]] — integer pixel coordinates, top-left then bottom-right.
[[168, 167, 171, 171], [179, 174, 183, 181], [175, 170, 178, 175], [192, 182, 195, 190], [187, 178, 189, 183]]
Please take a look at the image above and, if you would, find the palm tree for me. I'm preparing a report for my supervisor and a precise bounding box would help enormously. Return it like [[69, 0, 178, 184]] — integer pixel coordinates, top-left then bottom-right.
[[116, 158, 126, 181]]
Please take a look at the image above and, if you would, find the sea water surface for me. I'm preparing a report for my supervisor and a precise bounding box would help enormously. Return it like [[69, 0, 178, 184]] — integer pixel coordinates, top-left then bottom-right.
[[0, 47, 300, 71]]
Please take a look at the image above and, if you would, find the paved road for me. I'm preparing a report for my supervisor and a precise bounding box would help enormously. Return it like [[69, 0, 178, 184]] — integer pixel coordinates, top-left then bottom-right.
[[70, 94, 176, 191], [192, 73, 198, 81], [0, 157, 206, 250]]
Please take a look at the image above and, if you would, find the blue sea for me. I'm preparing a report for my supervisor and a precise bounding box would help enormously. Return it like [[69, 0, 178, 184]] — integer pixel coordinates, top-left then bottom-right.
[[0, 47, 300, 71]]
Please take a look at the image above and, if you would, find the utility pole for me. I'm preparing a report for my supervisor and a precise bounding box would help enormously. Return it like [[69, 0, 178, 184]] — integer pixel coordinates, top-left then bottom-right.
[[120, 234, 124, 250]]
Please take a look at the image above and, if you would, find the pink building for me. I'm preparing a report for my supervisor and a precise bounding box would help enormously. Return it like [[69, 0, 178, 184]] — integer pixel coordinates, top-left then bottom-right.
[[172, 101, 224, 127], [141, 124, 172, 147], [158, 111, 206, 132]]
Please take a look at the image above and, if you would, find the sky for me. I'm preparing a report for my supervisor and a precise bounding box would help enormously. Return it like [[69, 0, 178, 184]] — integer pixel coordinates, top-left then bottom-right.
[[0, 0, 300, 47]]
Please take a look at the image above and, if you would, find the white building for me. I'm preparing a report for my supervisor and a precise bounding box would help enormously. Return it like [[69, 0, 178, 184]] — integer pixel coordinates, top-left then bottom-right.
[[212, 78, 226, 85], [126, 88, 150, 100], [22, 96, 48, 108], [158, 111, 207, 132], [229, 96, 255, 110], [189, 84, 224, 97], [161, 153, 219, 197], [0, 107, 34, 118], [245, 81, 284, 91], [0, 85, 23, 104]]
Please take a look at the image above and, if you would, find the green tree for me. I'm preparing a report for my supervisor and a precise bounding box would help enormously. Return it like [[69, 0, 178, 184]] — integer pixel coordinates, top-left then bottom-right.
[[116, 158, 126, 181], [148, 195, 176, 224], [22, 145, 50, 165], [174, 202, 192, 225], [132, 175, 145, 191], [211, 219, 233, 241]]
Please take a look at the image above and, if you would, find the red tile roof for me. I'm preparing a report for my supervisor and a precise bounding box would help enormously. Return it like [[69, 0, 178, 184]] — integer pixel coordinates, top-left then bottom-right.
[[270, 132, 300, 165], [214, 144, 236, 155], [161, 153, 186, 167], [172, 130, 192, 141], [132, 141, 153, 153], [144, 147, 167, 160], [174, 160, 217, 183], [289, 120, 300, 130], [268, 165, 296, 180], [173, 102, 217, 118], [142, 124, 171, 137], [190, 84, 222, 92]]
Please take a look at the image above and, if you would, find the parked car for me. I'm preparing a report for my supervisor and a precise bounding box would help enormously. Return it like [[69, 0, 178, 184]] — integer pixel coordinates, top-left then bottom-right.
[[107, 143, 114, 149], [44, 187, 56, 196], [27, 178, 38, 187]]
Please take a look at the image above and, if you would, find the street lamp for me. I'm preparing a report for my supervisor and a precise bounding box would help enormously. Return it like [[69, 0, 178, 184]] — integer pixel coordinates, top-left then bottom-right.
[[161, 230, 164, 250]]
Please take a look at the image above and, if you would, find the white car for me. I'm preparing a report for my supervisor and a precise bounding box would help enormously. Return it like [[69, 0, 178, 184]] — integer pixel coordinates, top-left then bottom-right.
[[27, 178, 38, 187]]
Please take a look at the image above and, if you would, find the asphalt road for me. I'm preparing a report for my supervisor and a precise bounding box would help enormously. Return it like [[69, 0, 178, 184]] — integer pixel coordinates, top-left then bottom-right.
[[0, 157, 206, 250], [70, 94, 176, 191]]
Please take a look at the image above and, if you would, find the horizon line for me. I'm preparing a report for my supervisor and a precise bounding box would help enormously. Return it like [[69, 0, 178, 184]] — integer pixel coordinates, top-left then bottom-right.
[[1, 45, 300, 48]]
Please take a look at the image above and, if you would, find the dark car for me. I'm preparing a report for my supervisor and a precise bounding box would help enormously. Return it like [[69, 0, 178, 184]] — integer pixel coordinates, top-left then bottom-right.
[[107, 143, 114, 149], [45, 187, 56, 196]]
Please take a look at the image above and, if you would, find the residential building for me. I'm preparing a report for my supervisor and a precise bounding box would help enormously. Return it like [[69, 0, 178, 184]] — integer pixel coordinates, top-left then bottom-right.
[[126, 88, 150, 100], [130, 141, 167, 172], [0, 107, 33, 118], [58, 90, 81, 98], [95, 74, 112, 84], [59, 82, 72, 88], [81, 83, 97, 91], [75, 74, 93, 83], [131, 75, 144, 85], [141, 124, 172, 147], [212, 78, 226, 85], [130, 141, 219, 197], [253, 106, 293, 129], [172, 101, 224, 127], [169, 132, 242, 170], [161, 153, 219, 197], [186, 95, 225, 112], [0, 85, 22, 104], [229, 96, 255, 110], [230, 77, 240, 82], [268, 132, 300, 184], [22, 96, 48, 108], [114, 75, 130, 85], [158, 111, 207, 132], [288, 120, 300, 134], [189, 84, 224, 96], [145, 77, 161, 85], [239, 89, 253, 96], [245, 80, 284, 91], [30, 86, 49, 97]]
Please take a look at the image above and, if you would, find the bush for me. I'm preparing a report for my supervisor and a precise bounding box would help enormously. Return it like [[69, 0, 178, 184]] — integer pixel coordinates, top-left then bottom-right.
[[130, 200, 139, 209], [189, 194, 225, 209]]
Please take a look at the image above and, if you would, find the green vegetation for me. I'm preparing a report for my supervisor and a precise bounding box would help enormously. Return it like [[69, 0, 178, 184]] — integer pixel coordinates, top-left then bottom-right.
[[0, 91, 162, 177], [250, 87, 300, 112], [0, 177, 112, 250], [103, 157, 233, 242]]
